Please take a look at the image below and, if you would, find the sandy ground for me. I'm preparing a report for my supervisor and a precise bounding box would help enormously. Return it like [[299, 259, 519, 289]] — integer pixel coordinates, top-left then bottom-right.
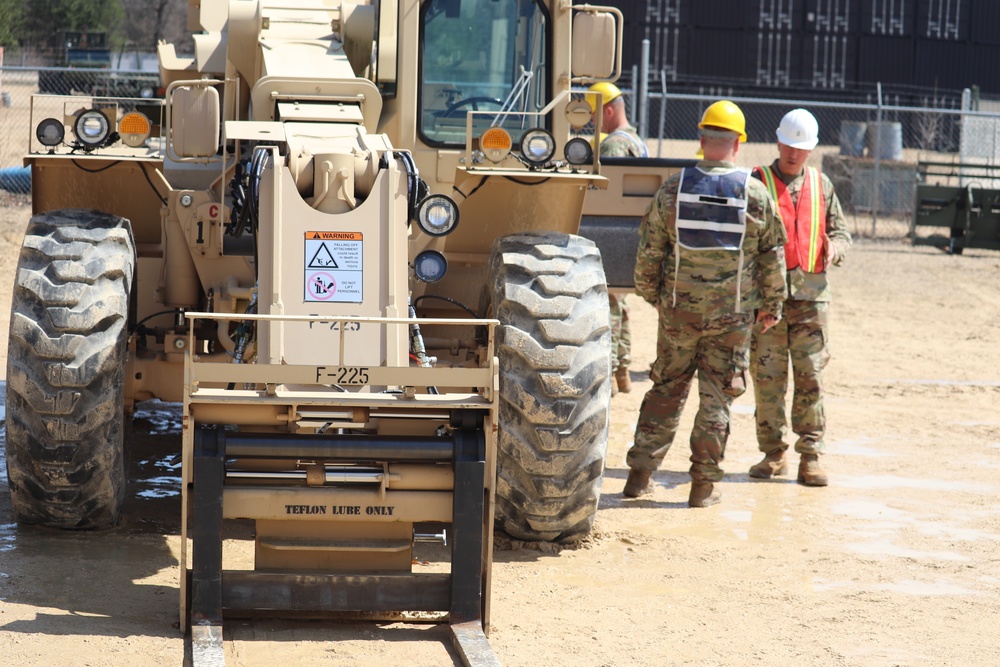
[[1, 199, 1000, 666]]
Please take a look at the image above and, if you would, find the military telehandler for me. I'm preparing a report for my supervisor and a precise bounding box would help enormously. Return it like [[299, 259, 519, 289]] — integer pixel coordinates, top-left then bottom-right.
[[7, 0, 687, 662]]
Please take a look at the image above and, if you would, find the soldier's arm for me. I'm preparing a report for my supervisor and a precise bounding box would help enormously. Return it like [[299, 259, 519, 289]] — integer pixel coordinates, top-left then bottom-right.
[[823, 175, 852, 266], [755, 194, 788, 319], [599, 139, 628, 158], [634, 190, 672, 306]]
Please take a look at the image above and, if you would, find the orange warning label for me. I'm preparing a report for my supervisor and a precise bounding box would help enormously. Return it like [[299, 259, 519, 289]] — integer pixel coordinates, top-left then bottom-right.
[[306, 231, 363, 241]]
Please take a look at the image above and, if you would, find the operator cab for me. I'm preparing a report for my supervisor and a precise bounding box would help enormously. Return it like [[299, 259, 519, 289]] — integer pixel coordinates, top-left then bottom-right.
[[419, 0, 549, 147]]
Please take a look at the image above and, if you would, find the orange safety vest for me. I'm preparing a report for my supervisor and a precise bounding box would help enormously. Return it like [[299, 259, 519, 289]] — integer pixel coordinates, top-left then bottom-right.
[[753, 165, 826, 273]]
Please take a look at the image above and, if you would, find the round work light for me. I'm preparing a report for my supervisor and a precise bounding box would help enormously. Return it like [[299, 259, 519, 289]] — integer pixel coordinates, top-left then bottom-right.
[[413, 250, 448, 283], [416, 194, 460, 237], [73, 109, 112, 148], [36, 118, 65, 147], [519, 128, 556, 166], [564, 137, 594, 166]]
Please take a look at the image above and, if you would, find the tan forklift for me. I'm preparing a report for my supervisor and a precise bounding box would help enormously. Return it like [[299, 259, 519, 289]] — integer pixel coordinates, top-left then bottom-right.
[[7, 0, 685, 663]]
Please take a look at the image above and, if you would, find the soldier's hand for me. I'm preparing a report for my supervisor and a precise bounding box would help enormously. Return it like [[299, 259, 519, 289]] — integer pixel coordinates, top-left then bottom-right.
[[823, 233, 837, 269], [757, 310, 779, 333]]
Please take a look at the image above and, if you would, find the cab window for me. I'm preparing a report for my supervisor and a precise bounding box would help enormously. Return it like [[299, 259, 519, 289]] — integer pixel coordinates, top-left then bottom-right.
[[419, 0, 549, 146]]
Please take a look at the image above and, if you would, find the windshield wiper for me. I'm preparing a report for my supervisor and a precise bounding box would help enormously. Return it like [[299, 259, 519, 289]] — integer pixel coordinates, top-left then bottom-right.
[[491, 68, 534, 129]]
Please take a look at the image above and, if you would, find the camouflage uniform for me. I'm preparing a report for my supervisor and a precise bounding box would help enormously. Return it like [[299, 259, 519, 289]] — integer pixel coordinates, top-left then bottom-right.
[[600, 126, 646, 376], [600, 126, 648, 159], [750, 160, 852, 456], [628, 161, 787, 483], [608, 293, 631, 373]]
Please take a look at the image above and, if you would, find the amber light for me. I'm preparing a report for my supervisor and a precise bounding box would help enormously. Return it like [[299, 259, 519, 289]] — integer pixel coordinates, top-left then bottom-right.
[[119, 111, 152, 148], [480, 127, 512, 162]]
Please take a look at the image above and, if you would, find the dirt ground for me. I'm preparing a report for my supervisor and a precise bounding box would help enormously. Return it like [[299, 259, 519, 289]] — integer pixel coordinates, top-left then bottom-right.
[[1, 199, 999, 666]]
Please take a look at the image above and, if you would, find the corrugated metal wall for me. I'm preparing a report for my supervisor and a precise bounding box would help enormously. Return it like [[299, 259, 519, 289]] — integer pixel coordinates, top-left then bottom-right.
[[615, 0, 998, 103]]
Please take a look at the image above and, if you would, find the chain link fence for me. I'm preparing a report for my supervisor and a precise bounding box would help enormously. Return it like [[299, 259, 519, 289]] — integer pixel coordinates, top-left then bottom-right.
[[5, 65, 1000, 242], [0, 68, 36, 203], [620, 81, 1000, 242]]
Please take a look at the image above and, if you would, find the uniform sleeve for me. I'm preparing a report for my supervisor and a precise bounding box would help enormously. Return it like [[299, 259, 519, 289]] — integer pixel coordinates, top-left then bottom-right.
[[633, 182, 675, 306], [600, 137, 630, 158], [753, 189, 788, 317], [823, 174, 852, 265]]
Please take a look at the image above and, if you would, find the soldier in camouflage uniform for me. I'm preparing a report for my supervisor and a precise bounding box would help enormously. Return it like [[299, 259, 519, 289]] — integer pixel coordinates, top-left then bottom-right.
[[588, 82, 649, 395], [748, 108, 852, 487], [623, 100, 787, 508], [607, 293, 632, 394]]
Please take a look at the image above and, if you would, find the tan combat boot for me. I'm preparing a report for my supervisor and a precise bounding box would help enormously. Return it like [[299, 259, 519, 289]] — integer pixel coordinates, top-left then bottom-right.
[[611, 379, 619, 397], [798, 454, 829, 486], [614, 367, 632, 393], [688, 481, 721, 508], [623, 468, 652, 498], [748, 449, 788, 479]]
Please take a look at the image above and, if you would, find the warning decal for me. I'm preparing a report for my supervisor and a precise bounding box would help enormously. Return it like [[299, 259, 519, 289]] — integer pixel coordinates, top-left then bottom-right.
[[304, 232, 363, 303], [308, 243, 339, 269]]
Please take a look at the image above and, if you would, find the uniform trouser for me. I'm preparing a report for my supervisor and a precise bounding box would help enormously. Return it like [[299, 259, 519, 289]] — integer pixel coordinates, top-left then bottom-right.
[[750, 299, 830, 455], [628, 309, 753, 483], [609, 293, 632, 371]]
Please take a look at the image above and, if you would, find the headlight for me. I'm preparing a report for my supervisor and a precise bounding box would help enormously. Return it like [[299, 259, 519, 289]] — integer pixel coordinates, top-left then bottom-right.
[[73, 109, 112, 148], [413, 250, 448, 283], [519, 128, 555, 166], [564, 137, 594, 166], [36, 118, 65, 147], [480, 127, 512, 163], [119, 111, 151, 148], [416, 194, 460, 237]]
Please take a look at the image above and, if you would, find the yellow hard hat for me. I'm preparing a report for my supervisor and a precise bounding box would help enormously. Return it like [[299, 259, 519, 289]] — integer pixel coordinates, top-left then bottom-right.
[[698, 100, 747, 143], [587, 82, 622, 113]]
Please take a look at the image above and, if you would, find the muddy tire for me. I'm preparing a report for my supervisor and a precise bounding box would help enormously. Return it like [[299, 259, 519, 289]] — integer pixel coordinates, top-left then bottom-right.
[[488, 232, 612, 542], [5, 209, 135, 529]]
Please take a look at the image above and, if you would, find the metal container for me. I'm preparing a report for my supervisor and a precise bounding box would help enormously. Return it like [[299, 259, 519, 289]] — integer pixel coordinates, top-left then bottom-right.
[[688, 2, 759, 29], [971, 1, 1000, 44], [839, 120, 867, 156], [857, 35, 915, 86], [868, 121, 904, 161]]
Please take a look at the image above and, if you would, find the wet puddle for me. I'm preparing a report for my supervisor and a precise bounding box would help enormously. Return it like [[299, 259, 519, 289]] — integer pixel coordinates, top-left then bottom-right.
[[129, 399, 184, 500], [0, 521, 14, 553]]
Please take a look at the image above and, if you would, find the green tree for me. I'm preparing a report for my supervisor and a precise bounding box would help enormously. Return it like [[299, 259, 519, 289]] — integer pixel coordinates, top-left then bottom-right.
[[0, 0, 25, 46], [122, 0, 179, 52], [21, 0, 125, 52]]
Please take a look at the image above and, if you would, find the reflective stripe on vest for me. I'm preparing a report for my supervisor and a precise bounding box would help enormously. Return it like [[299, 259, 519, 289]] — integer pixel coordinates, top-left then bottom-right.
[[675, 167, 750, 251], [754, 165, 827, 272]]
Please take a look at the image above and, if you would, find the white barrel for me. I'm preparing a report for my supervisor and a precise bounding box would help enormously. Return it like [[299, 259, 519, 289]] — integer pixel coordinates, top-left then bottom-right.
[[867, 122, 903, 161]]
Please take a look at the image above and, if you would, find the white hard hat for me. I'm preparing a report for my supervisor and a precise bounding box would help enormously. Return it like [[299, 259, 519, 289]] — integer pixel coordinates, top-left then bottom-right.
[[776, 108, 819, 150]]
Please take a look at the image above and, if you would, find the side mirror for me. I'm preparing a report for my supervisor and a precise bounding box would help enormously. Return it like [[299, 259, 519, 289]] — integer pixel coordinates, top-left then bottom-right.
[[571, 7, 623, 81]]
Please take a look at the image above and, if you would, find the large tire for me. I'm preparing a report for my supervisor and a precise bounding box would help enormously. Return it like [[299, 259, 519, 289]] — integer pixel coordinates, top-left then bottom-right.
[[5, 209, 135, 529], [488, 232, 612, 542]]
